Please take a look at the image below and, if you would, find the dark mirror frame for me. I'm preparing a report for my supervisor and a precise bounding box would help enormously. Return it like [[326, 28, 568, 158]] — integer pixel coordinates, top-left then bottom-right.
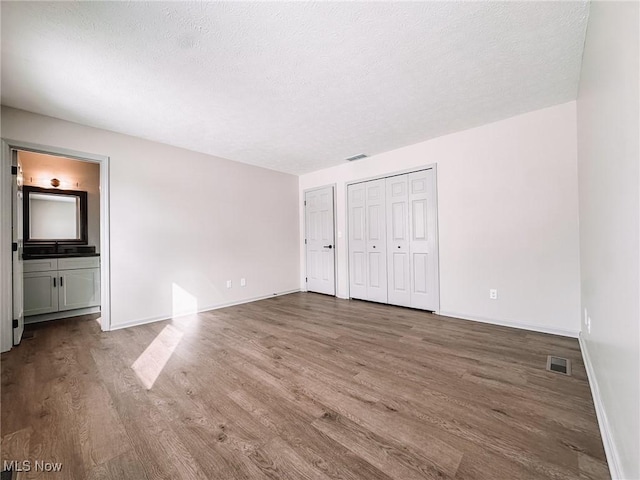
[[23, 186, 88, 245]]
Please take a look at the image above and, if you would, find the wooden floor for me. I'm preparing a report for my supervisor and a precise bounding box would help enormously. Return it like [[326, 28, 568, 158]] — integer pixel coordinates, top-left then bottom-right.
[[1, 293, 608, 479]]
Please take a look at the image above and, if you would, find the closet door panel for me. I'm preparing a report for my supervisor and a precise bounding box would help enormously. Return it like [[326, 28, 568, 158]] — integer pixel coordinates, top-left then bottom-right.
[[409, 169, 439, 311], [386, 175, 410, 306], [368, 251, 384, 287], [367, 204, 383, 241], [391, 252, 408, 288], [353, 252, 365, 286], [365, 179, 387, 303], [412, 199, 428, 240], [412, 253, 428, 294], [348, 183, 367, 300]]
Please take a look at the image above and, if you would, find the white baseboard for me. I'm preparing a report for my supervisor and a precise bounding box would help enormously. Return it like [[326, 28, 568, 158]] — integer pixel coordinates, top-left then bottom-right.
[[438, 310, 579, 338], [109, 289, 300, 331], [24, 306, 101, 324], [579, 333, 623, 480]]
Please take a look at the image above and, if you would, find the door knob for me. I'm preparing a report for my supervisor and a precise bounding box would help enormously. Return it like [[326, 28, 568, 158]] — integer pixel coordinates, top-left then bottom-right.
[[323, 245, 333, 249], [372, 245, 376, 249]]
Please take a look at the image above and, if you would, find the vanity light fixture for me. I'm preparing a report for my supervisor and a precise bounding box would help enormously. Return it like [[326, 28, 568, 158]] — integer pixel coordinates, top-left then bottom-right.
[[50, 178, 61, 187]]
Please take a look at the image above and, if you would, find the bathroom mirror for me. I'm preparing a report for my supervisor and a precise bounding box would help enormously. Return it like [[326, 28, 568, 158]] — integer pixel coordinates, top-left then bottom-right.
[[23, 186, 88, 244]]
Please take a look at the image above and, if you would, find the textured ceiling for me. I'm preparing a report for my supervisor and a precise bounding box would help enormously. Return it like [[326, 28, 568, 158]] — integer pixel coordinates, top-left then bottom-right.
[[1, 2, 589, 175]]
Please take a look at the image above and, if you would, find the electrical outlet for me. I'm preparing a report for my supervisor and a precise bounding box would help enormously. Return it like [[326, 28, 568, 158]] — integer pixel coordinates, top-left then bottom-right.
[[226, 280, 232, 289], [587, 316, 592, 334], [584, 308, 588, 326], [240, 278, 246, 287], [489, 289, 498, 300]]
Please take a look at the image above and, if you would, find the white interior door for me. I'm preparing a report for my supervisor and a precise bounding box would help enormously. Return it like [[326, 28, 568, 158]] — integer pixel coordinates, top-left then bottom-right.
[[409, 169, 440, 311], [386, 175, 411, 307], [12, 149, 24, 345], [305, 186, 335, 295], [365, 179, 387, 303], [348, 183, 367, 300]]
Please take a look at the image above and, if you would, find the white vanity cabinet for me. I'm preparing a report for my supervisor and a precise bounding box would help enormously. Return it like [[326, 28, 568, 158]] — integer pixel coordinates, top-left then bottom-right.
[[23, 257, 100, 318]]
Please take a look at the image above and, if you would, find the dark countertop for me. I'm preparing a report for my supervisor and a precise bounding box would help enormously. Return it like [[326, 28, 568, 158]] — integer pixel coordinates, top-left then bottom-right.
[[23, 253, 101, 260]]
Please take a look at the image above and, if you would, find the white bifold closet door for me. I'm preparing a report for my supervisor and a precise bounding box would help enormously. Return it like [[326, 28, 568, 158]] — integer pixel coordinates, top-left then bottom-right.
[[365, 179, 387, 303], [348, 168, 439, 311], [407, 169, 439, 311], [348, 182, 367, 300], [348, 179, 387, 303], [386, 175, 411, 307]]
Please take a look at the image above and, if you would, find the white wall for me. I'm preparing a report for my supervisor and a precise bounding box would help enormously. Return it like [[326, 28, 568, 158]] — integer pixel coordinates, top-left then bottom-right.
[[300, 101, 581, 336], [2, 106, 300, 329], [576, 2, 640, 478], [19, 151, 101, 251]]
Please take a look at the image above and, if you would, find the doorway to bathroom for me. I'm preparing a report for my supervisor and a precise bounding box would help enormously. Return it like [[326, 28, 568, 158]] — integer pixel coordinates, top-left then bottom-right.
[[1, 140, 111, 351]]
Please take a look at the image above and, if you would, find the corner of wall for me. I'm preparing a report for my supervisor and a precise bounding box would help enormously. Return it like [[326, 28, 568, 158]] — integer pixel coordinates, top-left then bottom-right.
[[578, 334, 624, 479]]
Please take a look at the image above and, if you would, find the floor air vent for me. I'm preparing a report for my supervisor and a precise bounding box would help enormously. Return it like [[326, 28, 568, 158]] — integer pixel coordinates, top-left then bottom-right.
[[546, 355, 571, 376]]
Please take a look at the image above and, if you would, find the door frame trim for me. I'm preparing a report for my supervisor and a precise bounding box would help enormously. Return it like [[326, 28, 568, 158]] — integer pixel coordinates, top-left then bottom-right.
[[303, 184, 337, 296], [345, 164, 440, 312], [1, 139, 111, 352]]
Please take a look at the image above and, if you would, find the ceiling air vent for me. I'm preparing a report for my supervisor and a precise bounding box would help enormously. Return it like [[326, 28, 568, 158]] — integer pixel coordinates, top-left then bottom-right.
[[345, 154, 367, 162], [546, 355, 571, 376]]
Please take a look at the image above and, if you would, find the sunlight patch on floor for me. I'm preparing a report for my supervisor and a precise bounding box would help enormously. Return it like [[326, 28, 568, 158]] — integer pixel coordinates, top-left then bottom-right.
[[132, 324, 184, 389], [131, 283, 197, 389]]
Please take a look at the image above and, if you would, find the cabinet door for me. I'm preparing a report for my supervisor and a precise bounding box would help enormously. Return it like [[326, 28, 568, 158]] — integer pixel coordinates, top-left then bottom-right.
[[59, 268, 100, 311], [386, 175, 411, 307], [365, 179, 387, 303], [348, 183, 367, 300], [23, 271, 58, 316], [409, 169, 439, 311]]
